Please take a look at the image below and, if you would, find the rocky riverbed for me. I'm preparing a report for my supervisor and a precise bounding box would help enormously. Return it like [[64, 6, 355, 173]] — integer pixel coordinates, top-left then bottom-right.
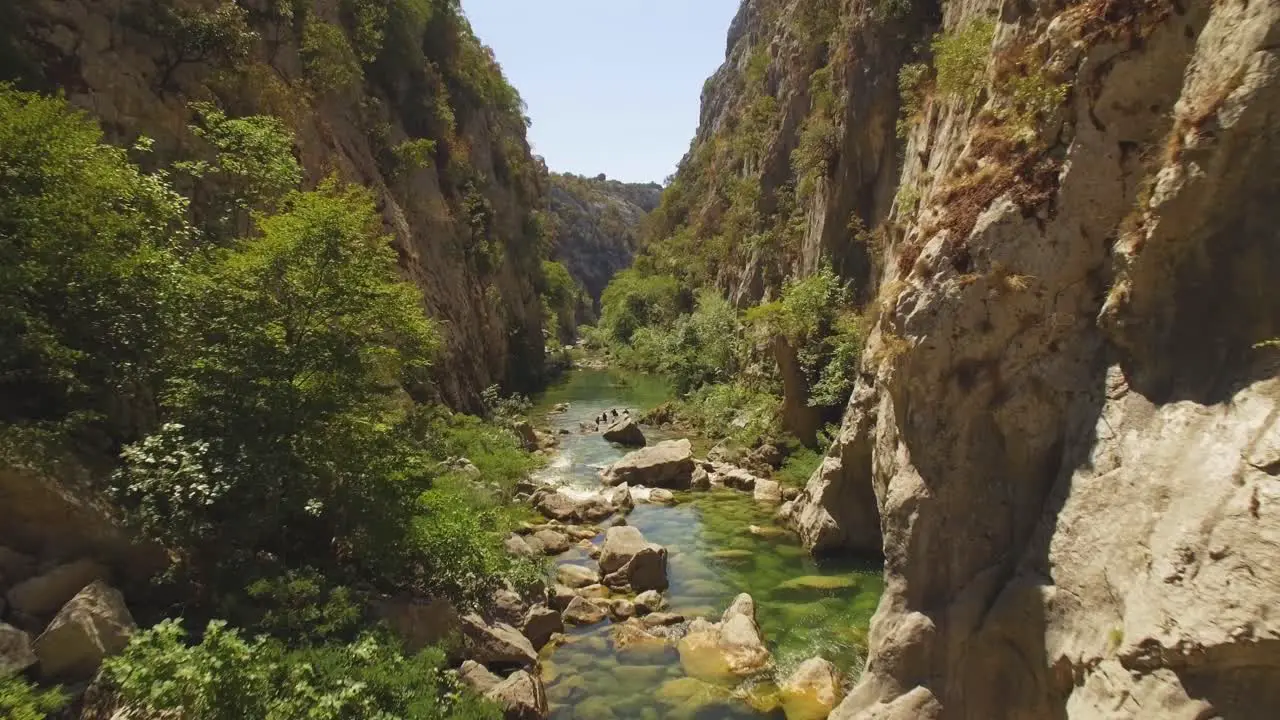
[[501, 370, 883, 720]]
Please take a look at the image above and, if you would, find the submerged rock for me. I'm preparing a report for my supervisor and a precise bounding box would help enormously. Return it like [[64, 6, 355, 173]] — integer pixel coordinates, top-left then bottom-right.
[[548, 584, 576, 611], [633, 590, 666, 615], [753, 478, 783, 503], [774, 575, 859, 594], [602, 418, 647, 447], [601, 439, 695, 489], [562, 596, 607, 626], [677, 593, 771, 681], [598, 526, 669, 592], [779, 657, 843, 720]]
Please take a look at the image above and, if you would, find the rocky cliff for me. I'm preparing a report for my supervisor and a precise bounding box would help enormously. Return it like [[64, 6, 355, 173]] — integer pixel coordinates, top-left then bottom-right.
[[547, 173, 661, 304], [661, 0, 1280, 717], [1, 0, 548, 412]]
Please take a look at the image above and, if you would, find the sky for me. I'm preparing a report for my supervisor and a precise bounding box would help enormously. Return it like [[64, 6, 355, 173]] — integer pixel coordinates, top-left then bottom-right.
[[461, 0, 742, 184]]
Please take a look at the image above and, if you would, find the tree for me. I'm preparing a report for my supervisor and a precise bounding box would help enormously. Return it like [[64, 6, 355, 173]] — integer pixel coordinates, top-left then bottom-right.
[[114, 179, 440, 586], [149, 2, 257, 89], [0, 85, 189, 451]]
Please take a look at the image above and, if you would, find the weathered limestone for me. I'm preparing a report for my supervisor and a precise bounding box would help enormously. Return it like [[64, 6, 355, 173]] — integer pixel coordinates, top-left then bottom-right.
[[485, 670, 548, 720], [555, 564, 598, 589], [601, 439, 695, 489], [634, 590, 666, 616], [0, 622, 36, 676], [521, 605, 563, 651], [532, 488, 618, 524], [460, 614, 537, 669], [6, 560, 108, 620], [602, 418, 646, 447], [33, 580, 136, 680], [598, 526, 669, 592], [561, 596, 607, 626], [677, 593, 771, 681], [374, 595, 461, 654], [780, 657, 843, 720]]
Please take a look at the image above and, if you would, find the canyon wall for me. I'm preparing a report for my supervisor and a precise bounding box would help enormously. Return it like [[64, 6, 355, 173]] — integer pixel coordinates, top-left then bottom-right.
[[670, 0, 1280, 716], [547, 173, 661, 304]]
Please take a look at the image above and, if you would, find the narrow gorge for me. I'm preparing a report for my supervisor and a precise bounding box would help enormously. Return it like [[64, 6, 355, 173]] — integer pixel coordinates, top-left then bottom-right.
[[1, 0, 1277, 719]]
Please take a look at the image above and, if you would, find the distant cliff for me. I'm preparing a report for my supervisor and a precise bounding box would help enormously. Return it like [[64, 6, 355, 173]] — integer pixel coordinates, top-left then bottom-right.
[[546, 173, 661, 304]]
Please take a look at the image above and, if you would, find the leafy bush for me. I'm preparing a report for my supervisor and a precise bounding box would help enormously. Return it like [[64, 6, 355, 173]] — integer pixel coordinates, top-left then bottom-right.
[[0, 85, 188, 448], [0, 676, 66, 720], [237, 568, 363, 645], [793, 66, 842, 203], [776, 446, 824, 487], [302, 20, 364, 93], [896, 62, 930, 139], [540, 260, 583, 345], [933, 18, 995, 104], [104, 620, 501, 720], [622, 290, 742, 393], [677, 382, 783, 449], [392, 137, 437, 176], [598, 270, 684, 344]]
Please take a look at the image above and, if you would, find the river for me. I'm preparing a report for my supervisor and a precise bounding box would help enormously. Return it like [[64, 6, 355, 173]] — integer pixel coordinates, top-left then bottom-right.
[[529, 369, 882, 720]]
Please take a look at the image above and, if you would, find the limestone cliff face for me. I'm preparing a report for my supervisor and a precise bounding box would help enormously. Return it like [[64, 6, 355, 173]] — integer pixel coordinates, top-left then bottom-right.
[[679, 0, 1280, 717], [2, 0, 547, 412], [767, 0, 1280, 717], [547, 173, 661, 304]]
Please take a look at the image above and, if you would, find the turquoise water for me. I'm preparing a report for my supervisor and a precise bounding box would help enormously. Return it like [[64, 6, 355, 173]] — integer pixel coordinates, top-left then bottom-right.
[[530, 370, 882, 720]]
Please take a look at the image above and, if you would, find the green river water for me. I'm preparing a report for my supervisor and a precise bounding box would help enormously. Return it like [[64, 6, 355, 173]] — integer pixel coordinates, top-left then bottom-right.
[[530, 370, 882, 720]]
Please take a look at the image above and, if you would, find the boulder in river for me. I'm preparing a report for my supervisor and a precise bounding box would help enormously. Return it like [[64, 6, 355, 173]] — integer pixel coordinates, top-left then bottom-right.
[[532, 488, 617, 523], [753, 478, 783, 503], [562, 596, 607, 626], [633, 590, 666, 616], [601, 439, 694, 489], [779, 656, 844, 720], [690, 466, 711, 491], [6, 559, 107, 620], [602, 418, 646, 447], [548, 584, 576, 611], [504, 533, 539, 558], [521, 605, 563, 650], [598, 526, 668, 592], [486, 669, 549, 720], [532, 529, 570, 555], [460, 614, 537, 669], [677, 593, 771, 681], [491, 588, 528, 626], [458, 659, 502, 694]]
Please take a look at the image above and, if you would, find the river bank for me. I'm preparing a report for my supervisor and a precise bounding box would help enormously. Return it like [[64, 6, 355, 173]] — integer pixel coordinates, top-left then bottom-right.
[[515, 369, 882, 720]]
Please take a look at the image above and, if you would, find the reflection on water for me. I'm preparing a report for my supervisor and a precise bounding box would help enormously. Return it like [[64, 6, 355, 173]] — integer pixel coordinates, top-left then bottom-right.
[[531, 370, 882, 720]]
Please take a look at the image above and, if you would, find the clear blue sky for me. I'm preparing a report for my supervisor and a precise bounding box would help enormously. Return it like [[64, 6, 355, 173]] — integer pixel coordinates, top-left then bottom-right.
[[461, 1, 742, 184]]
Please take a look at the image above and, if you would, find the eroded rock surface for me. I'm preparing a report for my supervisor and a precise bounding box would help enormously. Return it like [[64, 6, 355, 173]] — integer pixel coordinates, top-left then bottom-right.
[[601, 439, 695, 489], [598, 526, 669, 592]]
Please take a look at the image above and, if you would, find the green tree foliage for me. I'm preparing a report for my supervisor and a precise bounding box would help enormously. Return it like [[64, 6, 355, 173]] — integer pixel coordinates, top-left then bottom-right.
[[933, 18, 996, 104], [746, 266, 864, 409], [598, 270, 684, 344], [0, 86, 189, 450], [176, 102, 302, 238], [0, 676, 66, 720], [113, 179, 441, 588], [626, 290, 742, 393], [540, 260, 583, 345], [104, 620, 501, 720], [150, 1, 257, 88]]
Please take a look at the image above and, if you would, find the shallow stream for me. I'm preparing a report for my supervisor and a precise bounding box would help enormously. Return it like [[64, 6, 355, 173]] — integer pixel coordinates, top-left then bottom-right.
[[530, 370, 882, 720]]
